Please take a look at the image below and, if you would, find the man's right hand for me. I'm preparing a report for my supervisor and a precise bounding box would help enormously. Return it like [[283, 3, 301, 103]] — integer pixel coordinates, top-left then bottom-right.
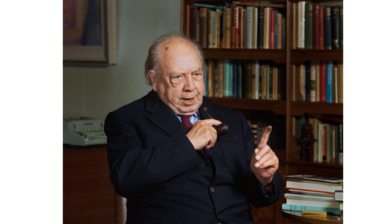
[[186, 119, 222, 150]]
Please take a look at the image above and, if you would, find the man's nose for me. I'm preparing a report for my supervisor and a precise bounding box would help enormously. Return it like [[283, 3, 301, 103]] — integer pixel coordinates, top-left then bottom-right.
[[183, 75, 195, 91]]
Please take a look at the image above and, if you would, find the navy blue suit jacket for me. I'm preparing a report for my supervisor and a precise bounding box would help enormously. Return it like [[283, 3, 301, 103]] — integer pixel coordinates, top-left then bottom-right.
[[105, 90, 284, 224]]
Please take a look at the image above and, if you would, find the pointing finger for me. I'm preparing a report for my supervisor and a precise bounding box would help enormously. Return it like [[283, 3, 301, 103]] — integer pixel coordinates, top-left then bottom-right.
[[257, 126, 272, 149]]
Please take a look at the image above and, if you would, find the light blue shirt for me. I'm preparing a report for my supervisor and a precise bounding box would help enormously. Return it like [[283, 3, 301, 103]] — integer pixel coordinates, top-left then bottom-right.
[[176, 110, 200, 125]]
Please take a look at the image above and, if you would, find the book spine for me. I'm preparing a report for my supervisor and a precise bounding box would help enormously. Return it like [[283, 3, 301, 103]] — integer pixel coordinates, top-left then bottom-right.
[[225, 8, 231, 48], [261, 64, 266, 99], [257, 7, 264, 49], [313, 3, 319, 49], [326, 124, 330, 163], [239, 8, 243, 49], [234, 7, 239, 49], [243, 8, 247, 49], [210, 10, 217, 48], [299, 64, 305, 101], [218, 60, 223, 97], [333, 63, 338, 103], [244, 61, 252, 98], [196, 10, 200, 43], [339, 123, 343, 164], [335, 125, 339, 164], [213, 60, 219, 97], [282, 204, 342, 216], [199, 8, 208, 48], [310, 61, 316, 102], [332, 125, 336, 163], [339, 6, 343, 49], [305, 61, 311, 102], [318, 124, 323, 162], [329, 124, 333, 163], [190, 6, 198, 41], [324, 7, 332, 49], [274, 11, 278, 49], [331, 7, 340, 49], [223, 59, 232, 97], [204, 60, 208, 96], [252, 60, 259, 99], [216, 9, 221, 48], [233, 60, 238, 97], [338, 62, 343, 103], [265, 64, 270, 99], [320, 61, 326, 102], [278, 66, 281, 99], [263, 7, 270, 49], [297, 2, 305, 49], [238, 60, 243, 98], [273, 66, 278, 100], [292, 2, 298, 49], [246, 7, 253, 49], [318, 5, 324, 49], [270, 9, 275, 49], [304, 3, 313, 49], [252, 7, 258, 49], [326, 61, 332, 103], [277, 12, 282, 49], [323, 125, 327, 162]]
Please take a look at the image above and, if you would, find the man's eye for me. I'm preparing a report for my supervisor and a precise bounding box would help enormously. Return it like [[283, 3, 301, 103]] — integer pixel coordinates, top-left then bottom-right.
[[194, 73, 201, 76], [175, 76, 182, 79]]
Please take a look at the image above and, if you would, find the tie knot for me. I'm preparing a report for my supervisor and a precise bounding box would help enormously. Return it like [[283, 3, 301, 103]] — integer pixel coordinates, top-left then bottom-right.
[[180, 115, 194, 131]]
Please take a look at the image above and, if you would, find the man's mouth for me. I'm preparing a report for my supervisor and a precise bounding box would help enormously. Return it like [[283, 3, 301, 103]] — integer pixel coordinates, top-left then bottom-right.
[[182, 97, 194, 103]]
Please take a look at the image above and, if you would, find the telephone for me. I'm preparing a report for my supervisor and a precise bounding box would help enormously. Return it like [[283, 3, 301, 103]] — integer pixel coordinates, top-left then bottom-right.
[[63, 118, 107, 146]]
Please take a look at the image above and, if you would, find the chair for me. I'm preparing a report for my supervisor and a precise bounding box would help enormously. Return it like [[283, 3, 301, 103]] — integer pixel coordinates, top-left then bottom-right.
[[115, 193, 127, 224]]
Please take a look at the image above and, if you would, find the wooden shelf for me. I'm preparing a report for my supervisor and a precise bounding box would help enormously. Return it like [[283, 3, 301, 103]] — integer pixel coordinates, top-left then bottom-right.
[[203, 49, 286, 63], [290, 49, 343, 64], [208, 97, 286, 115], [290, 101, 343, 116], [281, 159, 343, 169]]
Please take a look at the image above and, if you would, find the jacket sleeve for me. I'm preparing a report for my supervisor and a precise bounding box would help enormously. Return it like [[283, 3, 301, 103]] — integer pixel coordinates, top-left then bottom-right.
[[105, 111, 202, 199], [238, 112, 285, 208]]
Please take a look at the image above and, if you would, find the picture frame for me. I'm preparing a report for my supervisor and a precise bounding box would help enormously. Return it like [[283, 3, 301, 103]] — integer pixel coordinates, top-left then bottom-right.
[[63, 0, 118, 65]]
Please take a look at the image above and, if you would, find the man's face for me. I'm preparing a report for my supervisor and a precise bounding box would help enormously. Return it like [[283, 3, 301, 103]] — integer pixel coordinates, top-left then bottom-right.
[[150, 39, 204, 116]]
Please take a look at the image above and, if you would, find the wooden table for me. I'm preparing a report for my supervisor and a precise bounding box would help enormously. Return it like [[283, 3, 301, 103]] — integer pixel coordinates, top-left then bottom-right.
[[281, 211, 343, 224]]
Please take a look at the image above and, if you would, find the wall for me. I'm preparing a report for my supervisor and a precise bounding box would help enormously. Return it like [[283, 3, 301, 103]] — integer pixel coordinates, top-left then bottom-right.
[[63, 0, 181, 120]]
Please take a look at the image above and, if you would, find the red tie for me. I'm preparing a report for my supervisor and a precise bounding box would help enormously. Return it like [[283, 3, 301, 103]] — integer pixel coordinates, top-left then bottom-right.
[[180, 115, 194, 131]]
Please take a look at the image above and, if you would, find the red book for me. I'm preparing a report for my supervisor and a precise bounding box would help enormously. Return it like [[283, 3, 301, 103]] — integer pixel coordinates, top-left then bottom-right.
[[320, 61, 326, 102], [313, 3, 319, 49], [234, 7, 239, 49], [270, 9, 275, 49], [319, 5, 324, 49]]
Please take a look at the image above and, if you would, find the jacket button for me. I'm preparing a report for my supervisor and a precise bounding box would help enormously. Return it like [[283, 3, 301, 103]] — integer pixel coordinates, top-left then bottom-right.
[[210, 186, 215, 192], [205, 161, 211, 167]]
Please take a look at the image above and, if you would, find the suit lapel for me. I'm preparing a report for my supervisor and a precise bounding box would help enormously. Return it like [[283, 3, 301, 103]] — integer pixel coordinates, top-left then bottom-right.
[[145, 91, 187, 137]]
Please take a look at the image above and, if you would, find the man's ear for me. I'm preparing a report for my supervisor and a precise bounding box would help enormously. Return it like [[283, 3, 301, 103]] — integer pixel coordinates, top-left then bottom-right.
[[148, 70, 159, 92]]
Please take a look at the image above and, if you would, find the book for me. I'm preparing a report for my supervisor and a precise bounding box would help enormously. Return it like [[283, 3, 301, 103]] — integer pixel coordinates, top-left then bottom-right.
[[263, 7, 270, 49], [208, 59, 214, 97], [204, 60, 208, 96], [324, 7, 332, 49], [277, 65, 282, 99], [218, 60, 223, 97], [319, 61, 326, 102], [304, 2, 313, 49], [317, 123, 324, 162], [224, 8, 231, 48], [305, 61, 311, 102], [326, 61, 332, 103], [292, 2, 298, 49], [331, 7, 339, 49], [233, 60, 238, 97], [257, 7, 264, 49], [251, 60, 259, 99], [323, 124, 328, 162], [208, 9, 217, 48], [319, 5, 324, 49], [243, 60, 252, 98], [246, 6, 253, 49], [213, 60, 219, 97], [260, 63, 266, 99], [232, 1, 260, 7], [285, 175, 343, 193], [239, 7, 244, 49], [242, 8, 247, 49], [337, 62, 343, 103], [302, 211, 327, 218], [223, 59, 233, 97], [277, 11, 282, 49], [189, 6, 198, 42], [310, 61, 316, 102], [297, 1, 305, 49], [335, 125, 339, 163], [269, 63, 273, 100], [191, 3, 225, 10], [282, 14, 286, 49], [288, 189, 333, 198], [292, 65, 297, 101], [273, 66, 278, 100], [230, 4, 236, 48], [339, 123, 343, 164], [333, 62, 338, 103], [339, 6, 343, 49], [334, 190, 343, 202], [282, 203, 342, 216], [270, 9, 275, 49], [234, 7, 240, 49], [285, 193, 338, 202], [297, 116, 307, 160], [266, 63, 271, 99], [199, 8, 208, 48], [252, 7, 258, 49], [313, 3, 319, 49], [237, 60, 243, 98], [332, 125, 336, 163], [285, 198, 340, 209], [216, 9, 222, 48]]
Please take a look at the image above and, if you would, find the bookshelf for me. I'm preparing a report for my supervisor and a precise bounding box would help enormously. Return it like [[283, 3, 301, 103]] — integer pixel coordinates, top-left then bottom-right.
[[181, 2, 343, 222], [181, 0, 343, 165]]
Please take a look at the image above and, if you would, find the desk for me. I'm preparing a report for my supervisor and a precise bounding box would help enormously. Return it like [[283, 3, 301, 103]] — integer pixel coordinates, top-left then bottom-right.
[[281, 210, 343, 224]]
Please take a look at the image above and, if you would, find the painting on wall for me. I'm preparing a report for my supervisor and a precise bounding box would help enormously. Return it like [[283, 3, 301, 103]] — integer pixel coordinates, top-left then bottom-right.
[[63, 0, 118, 65]]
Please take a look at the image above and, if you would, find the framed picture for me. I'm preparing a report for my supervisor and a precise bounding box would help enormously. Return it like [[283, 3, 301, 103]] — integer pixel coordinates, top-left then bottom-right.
[[63, 0, 118, 65]]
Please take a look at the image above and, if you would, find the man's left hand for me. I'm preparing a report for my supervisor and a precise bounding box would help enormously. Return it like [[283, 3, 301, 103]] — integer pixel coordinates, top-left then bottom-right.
[[250, 126, 279, 186]]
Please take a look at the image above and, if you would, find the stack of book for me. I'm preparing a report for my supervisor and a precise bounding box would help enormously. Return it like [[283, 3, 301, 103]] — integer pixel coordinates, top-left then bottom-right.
[[292, 1, 343, 49], [282, 175, 343, 215], [187, 1, 286, 49], [296, 115, 343, 163], [205, 59, 285, 100], [293, 61, 343, 103]]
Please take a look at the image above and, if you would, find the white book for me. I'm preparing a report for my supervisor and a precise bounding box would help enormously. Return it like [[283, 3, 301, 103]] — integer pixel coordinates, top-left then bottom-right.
[[286, 198, 340, 209], [298, 1, 305, 49], [285, 193, 336, 201], [251, 60, 259, 99]]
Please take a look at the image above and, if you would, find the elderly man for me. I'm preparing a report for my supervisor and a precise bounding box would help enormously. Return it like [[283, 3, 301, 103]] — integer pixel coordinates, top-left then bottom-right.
[[105, 33, 284, 224]]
